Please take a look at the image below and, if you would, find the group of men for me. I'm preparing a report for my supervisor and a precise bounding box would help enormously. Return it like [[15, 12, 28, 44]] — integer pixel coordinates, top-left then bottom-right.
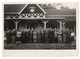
[[4, 26, 75, 44]]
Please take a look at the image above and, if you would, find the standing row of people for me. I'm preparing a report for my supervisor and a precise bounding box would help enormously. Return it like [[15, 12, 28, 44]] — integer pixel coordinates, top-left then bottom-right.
[[4, 27, 75, 44]]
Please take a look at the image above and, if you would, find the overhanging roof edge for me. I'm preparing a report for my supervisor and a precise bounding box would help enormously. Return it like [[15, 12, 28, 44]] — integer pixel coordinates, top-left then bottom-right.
[[19, 4, 28, 14], [36, 4, 46, 14], [19, 4, 46, 14]]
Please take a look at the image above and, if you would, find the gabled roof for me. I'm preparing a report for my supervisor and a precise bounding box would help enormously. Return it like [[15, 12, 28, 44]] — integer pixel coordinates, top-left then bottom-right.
[[4, 4, 46, 14], [19, 4, 46, 14], [4, 4, 76, 15]]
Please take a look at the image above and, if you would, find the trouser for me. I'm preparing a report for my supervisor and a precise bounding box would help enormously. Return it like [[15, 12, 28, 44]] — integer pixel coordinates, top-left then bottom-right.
[[70, 36, 74, 42], [16, 37, 22, 43], [45, 36, 49, 43], [58, 35, 62, 43], [11, 36, 15, 44], [6, 37, 11, 44], [54, 37, 58, 43]]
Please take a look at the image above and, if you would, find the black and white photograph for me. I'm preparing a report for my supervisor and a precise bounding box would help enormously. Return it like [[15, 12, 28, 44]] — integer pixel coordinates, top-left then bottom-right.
[[4, 3, 77, 50]]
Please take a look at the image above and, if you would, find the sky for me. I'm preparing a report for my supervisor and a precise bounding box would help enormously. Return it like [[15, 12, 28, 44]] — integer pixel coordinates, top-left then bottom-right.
[[61, 2, 78, 9], [51, 2, 78, 9]]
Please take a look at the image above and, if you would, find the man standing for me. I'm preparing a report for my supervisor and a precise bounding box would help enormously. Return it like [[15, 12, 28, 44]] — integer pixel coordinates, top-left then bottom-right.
[[58, 29, 62, 43], [54, 28, 58, 43], [65, 28, 71, 44]]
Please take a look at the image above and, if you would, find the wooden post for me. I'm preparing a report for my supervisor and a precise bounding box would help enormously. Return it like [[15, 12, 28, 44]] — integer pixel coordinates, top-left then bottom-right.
[[13, 20, 20, 30], [42, 20, 48, 30], [62, 22, 67, 43], [57, 20, 63, 30]]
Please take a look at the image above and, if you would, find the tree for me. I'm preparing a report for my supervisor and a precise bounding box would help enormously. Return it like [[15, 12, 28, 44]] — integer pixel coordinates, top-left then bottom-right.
[[47, 3, 52, 8]]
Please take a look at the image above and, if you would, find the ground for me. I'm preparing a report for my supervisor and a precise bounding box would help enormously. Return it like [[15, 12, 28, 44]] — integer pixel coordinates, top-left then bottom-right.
[[4, 43, 76, 49]]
